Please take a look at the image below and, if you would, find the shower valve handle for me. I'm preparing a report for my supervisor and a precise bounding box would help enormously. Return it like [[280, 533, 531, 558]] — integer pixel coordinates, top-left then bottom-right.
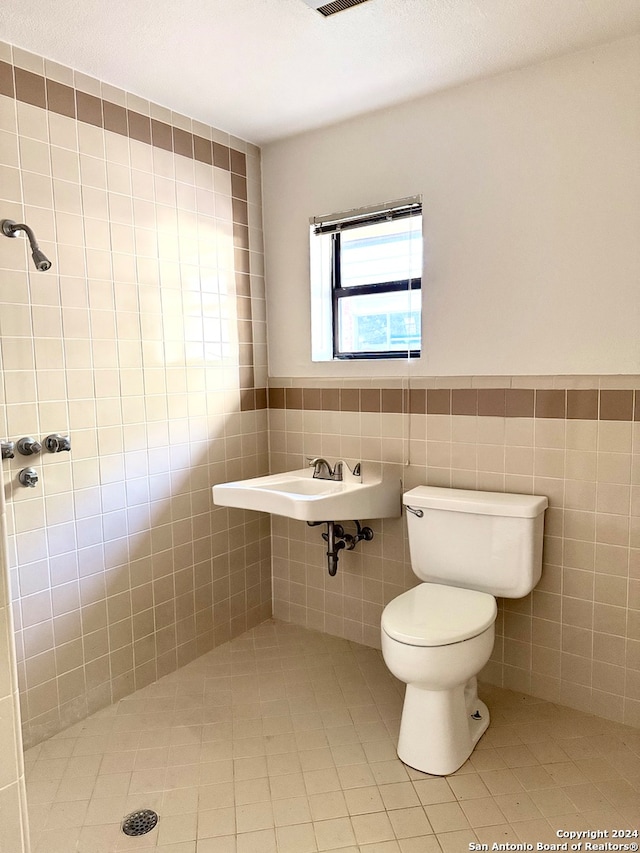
[[44, 434, 71, 453], [1, 441, 15, 460], [18, 468, 38, 488], [17, 437, 42, 456]]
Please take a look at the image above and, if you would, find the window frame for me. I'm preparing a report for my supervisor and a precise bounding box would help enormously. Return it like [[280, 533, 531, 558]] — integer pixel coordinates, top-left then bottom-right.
[[311, 197, 423, 361]]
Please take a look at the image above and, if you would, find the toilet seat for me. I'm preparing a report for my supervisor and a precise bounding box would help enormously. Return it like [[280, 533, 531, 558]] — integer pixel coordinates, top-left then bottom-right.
[[382, 583, 497, 647]]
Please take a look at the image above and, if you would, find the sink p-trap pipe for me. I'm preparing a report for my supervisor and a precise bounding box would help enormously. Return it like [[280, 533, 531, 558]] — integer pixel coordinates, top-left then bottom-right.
[[307, 520, 373, 576], [325, 521, 345, 576]]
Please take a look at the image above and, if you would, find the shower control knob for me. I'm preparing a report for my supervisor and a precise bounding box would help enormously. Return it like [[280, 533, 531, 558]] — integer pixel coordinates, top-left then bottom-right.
[[18, 468, 38, 488], [1, 441, 15, 460], [17, 437, 42, 456], [44, 434, 71, 453]]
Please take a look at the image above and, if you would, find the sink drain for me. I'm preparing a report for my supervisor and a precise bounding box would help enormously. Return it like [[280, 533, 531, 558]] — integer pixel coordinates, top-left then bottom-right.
[[121, 809, 159, 837]]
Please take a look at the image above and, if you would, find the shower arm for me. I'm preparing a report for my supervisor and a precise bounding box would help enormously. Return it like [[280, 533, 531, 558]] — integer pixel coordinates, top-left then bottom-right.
[[2, 218, 38, 244], [1, 219, 52, 271]]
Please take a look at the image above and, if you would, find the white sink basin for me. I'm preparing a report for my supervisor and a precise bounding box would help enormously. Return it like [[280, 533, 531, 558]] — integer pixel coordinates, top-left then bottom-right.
[[212, 466, 401, 522]]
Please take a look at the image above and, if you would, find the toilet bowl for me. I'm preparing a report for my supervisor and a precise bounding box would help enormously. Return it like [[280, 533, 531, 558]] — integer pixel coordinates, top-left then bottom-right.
[[382, 583, 497, 775], [381, 486, 547, 776]]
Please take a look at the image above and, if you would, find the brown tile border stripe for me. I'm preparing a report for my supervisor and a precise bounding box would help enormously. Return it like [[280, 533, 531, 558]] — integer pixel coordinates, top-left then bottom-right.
[[240, 388, 268, 412], [267, 387, 640, 421], [0, 58, 247, 182], [534, 389, 566, 419], [566, 389, 598, 420], [600, 389, 634, 421]]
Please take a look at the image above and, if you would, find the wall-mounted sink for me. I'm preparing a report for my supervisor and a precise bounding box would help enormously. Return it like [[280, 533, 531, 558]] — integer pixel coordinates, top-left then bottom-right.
[[212, 464, 401, 522]]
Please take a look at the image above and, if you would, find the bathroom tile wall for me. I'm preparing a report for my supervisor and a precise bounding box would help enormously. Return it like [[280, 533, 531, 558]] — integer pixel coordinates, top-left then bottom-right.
[[268, 377, 640, 729], [0, 487, 30, 852], [0, 41, 271, 750]]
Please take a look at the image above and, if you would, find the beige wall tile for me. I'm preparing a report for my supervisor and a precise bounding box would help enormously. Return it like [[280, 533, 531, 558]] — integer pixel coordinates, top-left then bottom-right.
[[0, 49, 269, 753]]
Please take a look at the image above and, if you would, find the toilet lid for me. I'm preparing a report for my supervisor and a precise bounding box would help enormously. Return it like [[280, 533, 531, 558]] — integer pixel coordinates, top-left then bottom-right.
[[382, 583, 497, 647]]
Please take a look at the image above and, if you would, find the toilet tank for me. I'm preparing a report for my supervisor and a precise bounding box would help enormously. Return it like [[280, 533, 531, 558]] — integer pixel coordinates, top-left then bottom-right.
[[403, 486, 548, 598]]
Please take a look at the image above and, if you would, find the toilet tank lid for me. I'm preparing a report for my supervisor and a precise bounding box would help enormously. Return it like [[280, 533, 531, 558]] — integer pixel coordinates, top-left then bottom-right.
[[403, 486, 548, 518]]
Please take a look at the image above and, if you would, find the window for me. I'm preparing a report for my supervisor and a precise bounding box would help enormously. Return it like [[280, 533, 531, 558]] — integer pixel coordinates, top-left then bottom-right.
[[310, 197, 422, 361]]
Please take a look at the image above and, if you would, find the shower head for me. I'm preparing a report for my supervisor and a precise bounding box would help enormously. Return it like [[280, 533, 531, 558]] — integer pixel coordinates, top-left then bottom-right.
[[31, 246, 52, 272], [1, 219, 53, 271]]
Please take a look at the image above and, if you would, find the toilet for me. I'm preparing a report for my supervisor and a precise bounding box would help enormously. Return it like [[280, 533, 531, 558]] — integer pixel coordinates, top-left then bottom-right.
[[381, 485, 547, 776]]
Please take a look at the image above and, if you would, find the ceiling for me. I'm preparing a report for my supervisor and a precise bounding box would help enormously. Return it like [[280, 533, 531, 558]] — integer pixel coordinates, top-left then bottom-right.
[[1, 0, 639, 145]]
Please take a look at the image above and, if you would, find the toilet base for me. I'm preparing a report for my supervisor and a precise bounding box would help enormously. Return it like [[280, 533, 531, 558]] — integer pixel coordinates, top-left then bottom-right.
[[396, 676, 489, 775]]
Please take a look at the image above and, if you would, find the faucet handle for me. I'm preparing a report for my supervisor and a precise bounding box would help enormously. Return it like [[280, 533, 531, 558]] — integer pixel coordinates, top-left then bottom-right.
[[339, 460, 362, 481], [1, 441, 15, 460], [17, 436, 42, 456], [44, 434, 71, 453], [18, 467, 38, 488]]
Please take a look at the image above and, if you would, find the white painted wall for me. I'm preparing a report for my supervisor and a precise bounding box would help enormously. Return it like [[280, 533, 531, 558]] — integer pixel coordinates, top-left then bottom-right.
[[262, 36, 640, 378]]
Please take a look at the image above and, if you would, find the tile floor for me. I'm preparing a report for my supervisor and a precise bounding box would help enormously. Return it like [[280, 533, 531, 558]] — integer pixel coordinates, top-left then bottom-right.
[[24, 620, 640, 853]]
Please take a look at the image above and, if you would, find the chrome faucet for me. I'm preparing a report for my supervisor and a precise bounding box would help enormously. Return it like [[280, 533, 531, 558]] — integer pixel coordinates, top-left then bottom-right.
[[309, 457, 343, 481]]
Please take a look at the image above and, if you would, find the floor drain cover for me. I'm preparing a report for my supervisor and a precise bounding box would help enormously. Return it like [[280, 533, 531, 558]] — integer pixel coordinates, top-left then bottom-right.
[[121, 809, 159, 836]]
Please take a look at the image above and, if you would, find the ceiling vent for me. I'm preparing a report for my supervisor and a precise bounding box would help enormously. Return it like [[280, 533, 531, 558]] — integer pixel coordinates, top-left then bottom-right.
[[303, 0, 372, 17]]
